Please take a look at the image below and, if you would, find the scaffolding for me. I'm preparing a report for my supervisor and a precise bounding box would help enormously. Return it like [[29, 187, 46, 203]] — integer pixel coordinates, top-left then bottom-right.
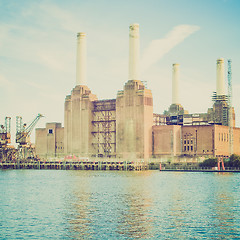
[[91, 99, 116, 157], [211, 91, 229, 126], [212, 92, 228, 102], [153, 113, 167, 125]]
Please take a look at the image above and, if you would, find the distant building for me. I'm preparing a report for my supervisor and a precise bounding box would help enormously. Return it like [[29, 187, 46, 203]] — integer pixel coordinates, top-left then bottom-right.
[[152, 125, 240, 158], [35, 24, 239, 160], [35, 123, 64, 158]]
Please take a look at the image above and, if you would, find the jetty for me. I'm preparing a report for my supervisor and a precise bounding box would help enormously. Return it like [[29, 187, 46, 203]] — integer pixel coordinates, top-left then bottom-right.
[[0, 159, 149, 171]]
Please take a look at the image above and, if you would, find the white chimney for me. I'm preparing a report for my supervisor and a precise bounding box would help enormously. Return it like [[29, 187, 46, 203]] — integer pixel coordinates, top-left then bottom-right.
[[129, 23, 140, 80], [172, 63, 180, 104], [216, 58, 225, 95], [76, 32, 87, 86]]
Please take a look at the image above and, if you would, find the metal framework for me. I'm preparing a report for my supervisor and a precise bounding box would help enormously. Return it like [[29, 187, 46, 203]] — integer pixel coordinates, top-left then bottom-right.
[[212, 92, 228, 102], [0, 117, 15, 161], [16, 116, 23, 135], [228, 59, 233, 155], [16, 114, 43, 145], [16, 114, 43, 160], [91, 99, 116, 157], [5, 117, 11, 133], [211, 92, 229, 126], [153, 113, 167, 125], [0, 117, 11, 145]]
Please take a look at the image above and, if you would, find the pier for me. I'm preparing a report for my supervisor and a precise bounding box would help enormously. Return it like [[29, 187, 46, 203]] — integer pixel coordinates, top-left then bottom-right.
[[0, 159, 149, 171]]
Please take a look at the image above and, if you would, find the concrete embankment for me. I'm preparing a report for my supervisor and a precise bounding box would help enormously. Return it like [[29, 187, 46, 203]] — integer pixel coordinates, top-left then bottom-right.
[[160, 168, 240, 173], [149, 162, 240, 173]]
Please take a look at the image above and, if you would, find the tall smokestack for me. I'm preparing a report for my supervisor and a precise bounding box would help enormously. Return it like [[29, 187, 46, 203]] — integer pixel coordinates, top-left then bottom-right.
[[172, 63, 180, 104], [129, 23, 140, 80], [76, 32, 87, 86], [216, 58, 225, 95]]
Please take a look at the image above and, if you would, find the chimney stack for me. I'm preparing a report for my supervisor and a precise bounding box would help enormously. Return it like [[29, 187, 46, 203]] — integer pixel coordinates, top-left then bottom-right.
[[129, 23, 140, 80], [172, 63, 180, 104], [76, 32, 87, 86], [216, 58, 225, 96]]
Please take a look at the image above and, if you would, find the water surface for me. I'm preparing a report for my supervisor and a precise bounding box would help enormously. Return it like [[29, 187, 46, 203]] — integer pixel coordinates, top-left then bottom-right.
[[1, 170, 240, 239]]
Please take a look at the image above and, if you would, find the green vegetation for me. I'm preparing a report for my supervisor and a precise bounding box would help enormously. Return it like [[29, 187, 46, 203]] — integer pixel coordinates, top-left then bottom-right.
[[225, 154, 240, 168], [148, 162, 159, 170], [199, 158, 218, 168], [199, 154, 240, 168]]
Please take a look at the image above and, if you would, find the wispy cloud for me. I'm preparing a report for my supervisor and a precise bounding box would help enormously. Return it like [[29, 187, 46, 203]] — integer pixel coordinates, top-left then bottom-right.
[[21, 2, 80, 33], [141, 25, 200, 73], [0, 2, 77, 73], [0, 74, 14, 87]]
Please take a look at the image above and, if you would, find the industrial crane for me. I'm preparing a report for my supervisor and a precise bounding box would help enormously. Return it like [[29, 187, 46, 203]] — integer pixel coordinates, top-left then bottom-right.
[[16, 113, 43, 160], [228, 59, 233, 155], [0, 117, 16, 161]]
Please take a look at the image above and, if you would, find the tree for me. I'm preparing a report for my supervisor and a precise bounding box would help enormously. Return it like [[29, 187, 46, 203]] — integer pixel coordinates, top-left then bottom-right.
[[225, 154, 240, 168], [199, 158, 218, 168]]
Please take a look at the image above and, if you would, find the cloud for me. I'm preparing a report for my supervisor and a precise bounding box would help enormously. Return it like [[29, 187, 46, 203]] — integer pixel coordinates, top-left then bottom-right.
[[0, 25, 10, 47], [21, 2, 80, 33], [24, 80, 45, 90], [141, 25, 200, 73], [38, 4, 80, 33], [0, 2, 77, 74], [0, 74, 14, 87]]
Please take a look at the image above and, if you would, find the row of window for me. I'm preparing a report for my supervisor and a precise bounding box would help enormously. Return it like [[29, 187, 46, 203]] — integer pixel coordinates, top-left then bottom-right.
[[184, 139, 193, 145], [219, 132, 228, 142], [184, 145, 193, 151], [56, 146, 64, 150], [183, 146, 210, 153]]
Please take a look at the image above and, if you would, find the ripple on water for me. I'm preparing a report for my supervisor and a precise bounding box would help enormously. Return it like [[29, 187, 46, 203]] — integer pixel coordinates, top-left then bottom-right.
[[0, 170, 240, 239]]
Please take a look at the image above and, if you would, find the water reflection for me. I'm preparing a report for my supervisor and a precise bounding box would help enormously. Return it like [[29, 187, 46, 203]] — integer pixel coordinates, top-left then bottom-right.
[[117, 182, 153, 238], [212, 173, 240, 239], [53, 171, 240, 239], [65, 176, 93, 239], [158, 173, 188, 239], [64, 171, 155, 239]]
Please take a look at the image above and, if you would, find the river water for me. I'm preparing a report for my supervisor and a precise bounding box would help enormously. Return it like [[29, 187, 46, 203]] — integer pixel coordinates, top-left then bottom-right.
[[0, 170, 240, 239]]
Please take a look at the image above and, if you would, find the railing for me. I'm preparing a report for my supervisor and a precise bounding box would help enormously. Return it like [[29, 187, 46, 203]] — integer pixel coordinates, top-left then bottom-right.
[[160, 166, 240, 172]]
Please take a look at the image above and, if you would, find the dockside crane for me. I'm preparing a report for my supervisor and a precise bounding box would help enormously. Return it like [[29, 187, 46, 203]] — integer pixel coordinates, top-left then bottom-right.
[[16, 113, 43, 160], [0, 117, 16, 161]]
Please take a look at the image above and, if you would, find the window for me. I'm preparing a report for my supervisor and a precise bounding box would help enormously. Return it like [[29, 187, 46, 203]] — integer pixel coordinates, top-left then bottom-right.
[[184, 146, 186, 151], [187, 146, 189, 151], [48, 129, 53, 134], [191, 146, 193, 151]]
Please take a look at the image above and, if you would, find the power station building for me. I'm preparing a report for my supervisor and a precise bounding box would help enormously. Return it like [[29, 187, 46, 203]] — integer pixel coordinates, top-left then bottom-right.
[[35, 24, 239, 160]]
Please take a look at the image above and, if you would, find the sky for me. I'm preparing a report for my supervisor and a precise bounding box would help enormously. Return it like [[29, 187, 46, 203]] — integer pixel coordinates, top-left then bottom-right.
[[0, 0, 240, 144]]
